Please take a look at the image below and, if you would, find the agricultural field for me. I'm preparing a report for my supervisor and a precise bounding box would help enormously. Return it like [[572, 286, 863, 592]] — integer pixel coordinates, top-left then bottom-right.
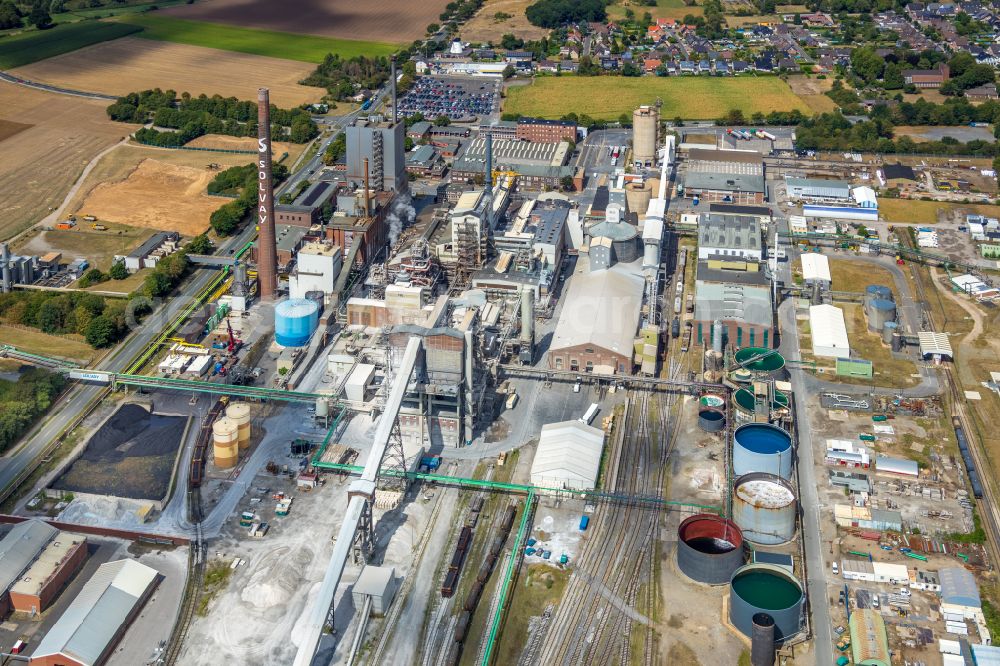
[[65, 142, 264, 236], [607, 0, 702, 21], [184, 135, 307, 165], [461, 0, 550, 43], [161, 0, 446, 44], [0, 21, 141, 69], [0, 81, 133, 240], [878, 198, 1000, 225], [113, 14, 396, 62], [11, 37, 324, 108], [504, 76, 810, 120], [786, 75, 838, 114]]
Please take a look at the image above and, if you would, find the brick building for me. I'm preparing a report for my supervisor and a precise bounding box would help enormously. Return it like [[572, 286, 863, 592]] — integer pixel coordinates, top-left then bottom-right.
[[516, 117, 578, 143], [903, 63, 949, 88], [0, 521, 87, 618]]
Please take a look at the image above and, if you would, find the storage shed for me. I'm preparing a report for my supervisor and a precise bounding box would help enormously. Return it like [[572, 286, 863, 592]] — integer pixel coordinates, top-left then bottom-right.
[[530, 421, 606, 491], [918, 332, 954, 361], [940, 567, 983, 620], [809, 304, 850, 358], [800, 253, 831, 288], [352, 565, 398, 617]]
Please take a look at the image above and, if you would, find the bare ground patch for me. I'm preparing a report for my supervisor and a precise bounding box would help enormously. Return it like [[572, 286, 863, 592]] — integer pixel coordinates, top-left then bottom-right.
[[0, 119, 33, 143], [461, 0, 551, 43]]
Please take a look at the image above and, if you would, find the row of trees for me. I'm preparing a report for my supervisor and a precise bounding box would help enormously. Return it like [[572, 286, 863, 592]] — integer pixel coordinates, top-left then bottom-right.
[[301, 55, 398, 102], [0, 1, 52, 29], [0, 368, 65, 454], [208, 162, 289, 236], [108, 90, 318, 146], [0, 290, 142, 348]]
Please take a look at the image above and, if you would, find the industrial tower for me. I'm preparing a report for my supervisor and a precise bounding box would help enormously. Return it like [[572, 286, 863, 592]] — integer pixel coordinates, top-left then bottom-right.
[[256, 88, 278, 300]]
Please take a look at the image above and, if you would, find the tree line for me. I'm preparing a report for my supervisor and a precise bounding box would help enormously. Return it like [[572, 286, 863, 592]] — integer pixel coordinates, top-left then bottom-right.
[[525, 0, 608, 29], [208, 163, 289, 236], [0, 368, 65, 454], [107, 89, 319, 147]]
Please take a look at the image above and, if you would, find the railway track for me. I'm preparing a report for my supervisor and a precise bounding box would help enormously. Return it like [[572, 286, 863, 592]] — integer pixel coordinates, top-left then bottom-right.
[[164, 495, 204, 665]]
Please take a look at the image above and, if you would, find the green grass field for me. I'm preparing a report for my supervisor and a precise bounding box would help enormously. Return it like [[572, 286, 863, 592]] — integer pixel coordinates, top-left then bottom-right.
[[0, 21, 141, 69], [504, 76, 811, 121], [114, 15, 397, 63]]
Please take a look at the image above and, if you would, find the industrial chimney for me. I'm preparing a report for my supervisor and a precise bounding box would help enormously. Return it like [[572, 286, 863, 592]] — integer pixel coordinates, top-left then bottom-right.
[[1, 243, 10, 293], [256, 87, 278, 300], [519, 286, 534, 365]]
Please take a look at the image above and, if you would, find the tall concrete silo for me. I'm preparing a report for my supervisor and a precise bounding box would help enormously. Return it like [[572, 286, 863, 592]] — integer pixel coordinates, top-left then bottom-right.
[[632, 106, 659, 165]]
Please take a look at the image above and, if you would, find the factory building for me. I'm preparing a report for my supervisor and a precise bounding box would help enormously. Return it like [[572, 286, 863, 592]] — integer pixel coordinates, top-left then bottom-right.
[[939, 567, 983, 621], [346, 118, 407, 193], [803, 186, 878, 221], [450, 138, 575, 189], [289, 242, 343, 300], [123, 231, 180, 273], [548, 261, 645, 374], [849, 609, 891, 666], [493, 198, 570, 272], [697, 213, 763, 261], [809, 304, 850, 358], [800, 253, 831, 288], [708, 203, 772, 228], [530, 420, 606, 491], [515, 117, 577, 143], [0, 520, 86, 618], [681, 149, 765, 204], [274, 180, 339, 227], [693, 262, 773, 349], [29, 559, 159, 666], [479, 120, 517, 140], [785, 177, 851, 202]]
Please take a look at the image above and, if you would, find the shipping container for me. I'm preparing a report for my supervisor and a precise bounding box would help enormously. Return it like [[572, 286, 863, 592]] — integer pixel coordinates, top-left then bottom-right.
[[579, 515, 590, 531]]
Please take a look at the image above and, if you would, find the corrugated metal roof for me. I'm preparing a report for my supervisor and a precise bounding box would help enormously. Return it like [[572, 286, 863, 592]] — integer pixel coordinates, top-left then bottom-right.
[[850, 608, 891, 666], [550, 262, 644, 357], [940, 567, 981, 609], [918, 332, 954, 358], [875, 455, 919, 477], [530, 421, 605, 490], [31, 559, 158, 666], [800, 253, 831, 282], [809, 304, 850, 358], [0, 519, 57, 594]]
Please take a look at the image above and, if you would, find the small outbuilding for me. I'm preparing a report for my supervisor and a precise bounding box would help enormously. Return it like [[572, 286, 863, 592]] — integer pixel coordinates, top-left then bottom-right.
[[353, 565, 398, 617], [530, 421, 606, 491], [917, 332, 954, 361], [800, 253, 831, 288], [809, 304, 850, 358]]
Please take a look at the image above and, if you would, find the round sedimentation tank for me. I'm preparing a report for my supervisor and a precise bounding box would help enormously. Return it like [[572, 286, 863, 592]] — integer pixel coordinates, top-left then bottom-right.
[[700, 394, 725, 410], [698, 409, 726, 432], [212, 417, 239, 469], [733, 423, 793, 479], [732, 472, 797, 544], [733, 347, 785, 373], [676, 514, 745, 585], [632, 105, 659, 164], [625, 180, 653, 214], [275, 298, 319, 347], [729, 564, 804, 644], [731, 369, 754, 384], [226, 402, 252, 450], [867, 298, 896, 333], [882, 320, 898, 345], [751, 613, 776, 666], [733, 388, 789, 423]]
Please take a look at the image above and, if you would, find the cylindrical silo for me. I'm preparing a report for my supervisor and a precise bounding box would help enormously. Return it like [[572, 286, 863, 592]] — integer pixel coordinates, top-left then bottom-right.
[[316, 397, 329, 418], [882, 320, 898, 345], [729, 564, 804, 644], [712, 319, 724, 353], [226, 402, 252, 450], [212, 417, 239, 469], [867, 299, 896, 333], [275, 298, 319, 347], [698, 409, 725, 433], [632, 105, 659, 164], [732, 472, 797, 544], [676, 514, 745, 585], [625, 180, 653, 215], [891, 333, 903, 352], [864, 284, 892, 306], [751, 613, 776, 666], [732, 423, 793, 479], [305, 290, 325, 312]]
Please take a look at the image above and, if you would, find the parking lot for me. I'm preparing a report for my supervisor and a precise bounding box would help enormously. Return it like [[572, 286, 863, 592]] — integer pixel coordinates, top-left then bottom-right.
[[398, 76, 500, 121]]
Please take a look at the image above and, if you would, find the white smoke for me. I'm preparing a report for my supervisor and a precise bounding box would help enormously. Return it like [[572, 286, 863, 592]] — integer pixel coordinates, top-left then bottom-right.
[[386, 194, 416, 247]]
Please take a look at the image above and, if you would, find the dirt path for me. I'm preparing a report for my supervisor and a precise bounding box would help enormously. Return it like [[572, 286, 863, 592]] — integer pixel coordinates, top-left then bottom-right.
[[930, 267, 986, 346]]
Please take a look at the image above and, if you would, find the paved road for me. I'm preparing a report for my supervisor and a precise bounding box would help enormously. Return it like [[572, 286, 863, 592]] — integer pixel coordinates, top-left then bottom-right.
[[0, 71, 118, 100]]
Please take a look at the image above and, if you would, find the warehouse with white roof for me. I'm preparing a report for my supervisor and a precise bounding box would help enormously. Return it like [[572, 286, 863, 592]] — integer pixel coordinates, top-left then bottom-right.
[[939, 566, 983, 621], [809, 304, 850, 358], [801, 253, 831, 288], [29, 559, 159, 666], [530, 421, 606, 491]]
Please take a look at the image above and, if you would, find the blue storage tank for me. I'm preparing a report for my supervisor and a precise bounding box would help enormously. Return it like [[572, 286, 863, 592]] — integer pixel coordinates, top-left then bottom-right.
[[275, 298, 319, 347], [865, 285, 892, 302], [732, 423, 793, 480], [867, 298, 896, 333]]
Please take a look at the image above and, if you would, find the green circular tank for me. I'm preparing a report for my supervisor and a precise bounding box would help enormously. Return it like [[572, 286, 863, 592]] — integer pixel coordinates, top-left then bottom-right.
[[734, 388, 789, 414], [734, 347, 785, 372]]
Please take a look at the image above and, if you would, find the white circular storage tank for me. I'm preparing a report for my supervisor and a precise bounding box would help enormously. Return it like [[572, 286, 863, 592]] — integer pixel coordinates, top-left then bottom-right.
[[226, 402, 252, 450], [732, 473, 797, 545], [212, 417, 239, 443]]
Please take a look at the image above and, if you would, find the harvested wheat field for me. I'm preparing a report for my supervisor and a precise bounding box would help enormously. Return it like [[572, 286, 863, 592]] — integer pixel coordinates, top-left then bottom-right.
[[461, 0, 550, 42], [11, 37, 323, 108], [786, 75, 838, 114], [68, 143, 259, 235], [0, 81, 133, 240], [185, 134, 306, 164], [164, 0, 449, 43]]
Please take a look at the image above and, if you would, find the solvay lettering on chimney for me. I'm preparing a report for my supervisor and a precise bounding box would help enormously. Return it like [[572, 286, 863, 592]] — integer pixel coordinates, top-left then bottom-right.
[[255, 88, 278, 300]]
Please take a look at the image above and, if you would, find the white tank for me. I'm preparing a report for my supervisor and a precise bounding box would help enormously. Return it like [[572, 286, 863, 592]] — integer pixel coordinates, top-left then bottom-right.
[[213, 417, 239, 443], [226, 402, 252, 449]]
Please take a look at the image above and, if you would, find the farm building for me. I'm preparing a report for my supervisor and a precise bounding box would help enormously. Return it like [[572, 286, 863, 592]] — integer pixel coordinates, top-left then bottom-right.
[[547, 262, 644, 375], [801, 253, 831, 288], [850, 608, 890, 666], [352, 565, 398, 617], [530, 420, 606, 491], [0, 520, 87, 618], [681, 149, 765, 204], [28, 559, 159, 666], [785, 177, 851, 201], [697, 213, 763, 261], [939, 567, 983, 621], [809, 304, 850, 358]]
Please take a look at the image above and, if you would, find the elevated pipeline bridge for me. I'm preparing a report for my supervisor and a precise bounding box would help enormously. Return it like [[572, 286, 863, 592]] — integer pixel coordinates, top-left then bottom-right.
[[498, 364, 726, 393]]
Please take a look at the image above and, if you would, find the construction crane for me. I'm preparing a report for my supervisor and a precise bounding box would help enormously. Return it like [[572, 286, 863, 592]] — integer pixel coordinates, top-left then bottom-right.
[[226, 319, 242, 355]]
